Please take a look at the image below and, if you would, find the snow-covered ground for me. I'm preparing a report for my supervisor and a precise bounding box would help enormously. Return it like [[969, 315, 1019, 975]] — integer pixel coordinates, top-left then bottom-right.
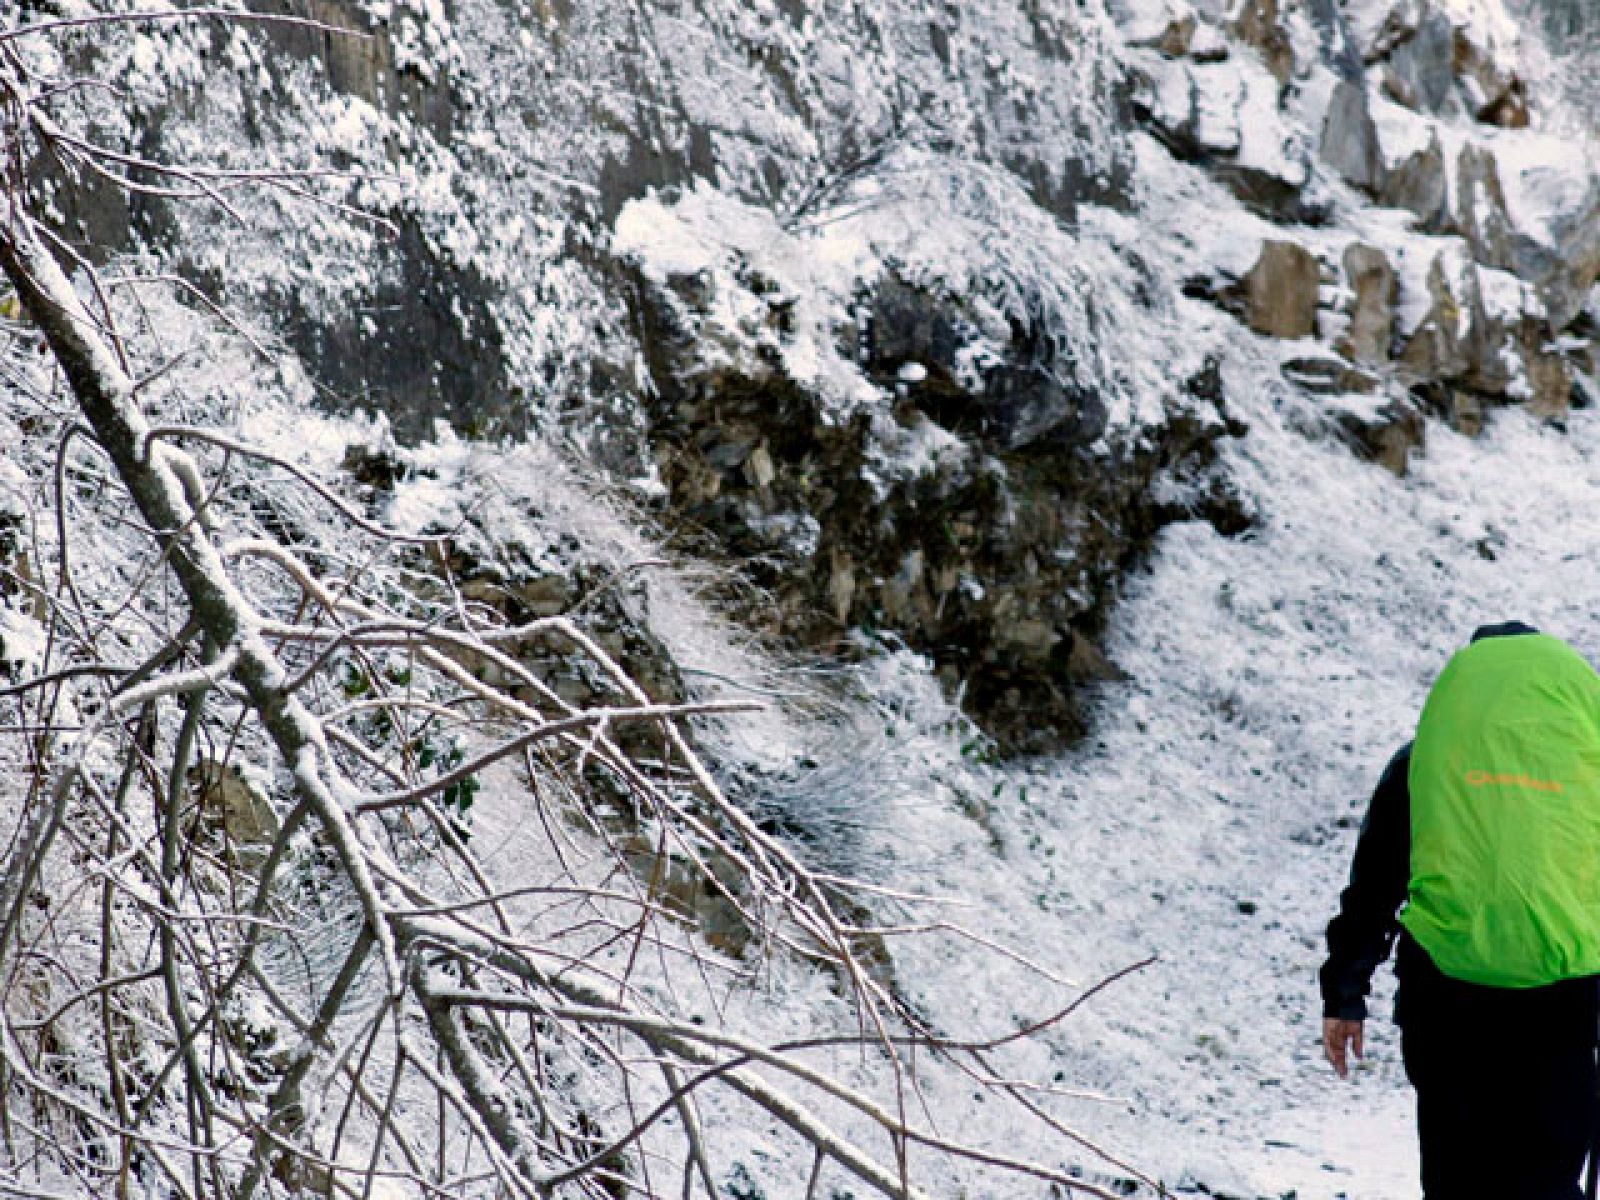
[[829, 334, 1600, 1198]]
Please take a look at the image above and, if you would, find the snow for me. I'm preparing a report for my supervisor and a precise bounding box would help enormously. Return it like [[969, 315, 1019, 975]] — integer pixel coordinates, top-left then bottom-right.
[[1493, 128, 1598, 248]]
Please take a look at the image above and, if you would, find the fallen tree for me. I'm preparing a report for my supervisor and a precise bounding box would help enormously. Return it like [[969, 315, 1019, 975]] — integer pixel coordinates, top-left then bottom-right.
[[0, 10, 1155, 1199]]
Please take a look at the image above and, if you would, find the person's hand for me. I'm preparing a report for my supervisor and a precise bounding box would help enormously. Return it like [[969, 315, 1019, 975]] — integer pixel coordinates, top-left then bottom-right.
[[1323, 1018, 1364, 1079]]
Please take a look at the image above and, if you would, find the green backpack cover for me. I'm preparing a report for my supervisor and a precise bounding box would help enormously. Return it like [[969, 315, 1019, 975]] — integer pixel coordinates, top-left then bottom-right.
[[1401, 633, 1600, 987]]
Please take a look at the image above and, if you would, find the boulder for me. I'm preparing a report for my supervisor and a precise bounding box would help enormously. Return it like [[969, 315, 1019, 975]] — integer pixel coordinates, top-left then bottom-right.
[[1305, 0, 1365, 83], [1398, 248, 1481, 386], [1281, 356, 1379, 394], [1319, 78, 1385, 193], [1546, 197, 1600, 331], [1381, 128, 1450, 229], [1381, 5, 1456, 113], [1338, 243, 1397, 366], [1454, 23, 1530, 128], [1218, 72, 1314, 219], [1329, 394, 1426, 475], [1498, 169, 1600, 332], [1231, 0, 1294, 86], [1131, 57, 1201, 157], [1157, 12, 1200, 56], [1456, 143, 1517, 272], [1519, 319, 1573, 419], [1243, 241, 1321, 339]]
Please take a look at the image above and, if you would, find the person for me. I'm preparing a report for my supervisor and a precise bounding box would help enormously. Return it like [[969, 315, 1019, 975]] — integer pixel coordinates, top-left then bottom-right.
[[1320, 621, 1600, 1200]]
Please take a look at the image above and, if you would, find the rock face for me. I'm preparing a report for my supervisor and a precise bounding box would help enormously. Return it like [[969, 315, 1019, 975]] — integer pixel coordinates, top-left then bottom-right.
[[1320, 79, 1386, 192], [1382, 6, 1457, 113], [618, 184, 1248, 752], [1382, 130, 1451, 229], [1232, 0, 1295, 84], [1456, 142, 1518, 271], [1339, 244, 1398, 366], [53, 0, 1136, 450], [33, 0, 1600, 758], [1244, 241, 1321, 339]]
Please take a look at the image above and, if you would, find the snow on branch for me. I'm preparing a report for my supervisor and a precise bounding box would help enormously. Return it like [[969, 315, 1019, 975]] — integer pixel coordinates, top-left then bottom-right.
[[0, 25, 1153, 1200]]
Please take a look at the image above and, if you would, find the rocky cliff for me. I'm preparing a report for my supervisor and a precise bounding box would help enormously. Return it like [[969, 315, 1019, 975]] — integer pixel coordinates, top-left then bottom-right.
[[18, 0, 1600, 746]]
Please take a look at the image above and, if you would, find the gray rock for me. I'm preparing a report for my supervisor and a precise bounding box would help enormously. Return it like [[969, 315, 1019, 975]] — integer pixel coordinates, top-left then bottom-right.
[[1393, 245, 1569, 419], [1534, 188, 1600, 332], [1161, 14, 1199, 56], [1319, 79, 1385, 193], [1338, 244, 1397, 366], [1306, 0, 1366, 83], [1131, 56, 1201, 155], [1381, 129, 1450, 229], [1244, 241, 1321, 339], [188, 761, 280, 869], [1456, 143, 1517, 272], [1382, 7, 1456, 114], [1399, 249, 1480, 386]]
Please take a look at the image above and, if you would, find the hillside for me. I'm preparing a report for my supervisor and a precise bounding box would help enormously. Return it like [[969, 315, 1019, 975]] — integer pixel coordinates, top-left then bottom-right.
[[1, 0, 1598, 1196]]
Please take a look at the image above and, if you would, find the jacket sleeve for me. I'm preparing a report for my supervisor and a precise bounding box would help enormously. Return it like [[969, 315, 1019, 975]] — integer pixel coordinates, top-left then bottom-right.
[[1319, 743, 1412, 1021]]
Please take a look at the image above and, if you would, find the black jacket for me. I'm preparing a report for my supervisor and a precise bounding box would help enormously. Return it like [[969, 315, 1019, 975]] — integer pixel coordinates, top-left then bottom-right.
[[1320, 744, 1411, 1021]]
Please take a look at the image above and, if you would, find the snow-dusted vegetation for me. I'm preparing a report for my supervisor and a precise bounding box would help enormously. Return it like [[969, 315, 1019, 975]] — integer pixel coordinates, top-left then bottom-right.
[[1, 0, 1598, 1196]]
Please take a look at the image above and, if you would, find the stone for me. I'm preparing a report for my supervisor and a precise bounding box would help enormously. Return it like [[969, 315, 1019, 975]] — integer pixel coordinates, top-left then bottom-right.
[[1381, 6, 1456, 113], [1159, 13, 1199, 57], [1446, 387, 1487, 436], [1131, 57, 1201, 159], [1535, 188, 1600, 332], [189, 761, 280, 868], [1338, 243, 1397, 366], [1518, 320, 1573, 420], [1398, 249, 1479, 385], [1381, 128, 1449, 229], [1329, 395, 1426, 475], [1454, 23, 1531, 128], [1305, 0, 1365, 83], [1188, 22, 1230, 63], [1456, 143, 1517, 272], [1319, 78, 1385, 193], [1232, 0, 1294, 85], [1243, 241, 1321, 339], [1193, 64, 1243, 157], [1281, 356, 1380, 395]]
